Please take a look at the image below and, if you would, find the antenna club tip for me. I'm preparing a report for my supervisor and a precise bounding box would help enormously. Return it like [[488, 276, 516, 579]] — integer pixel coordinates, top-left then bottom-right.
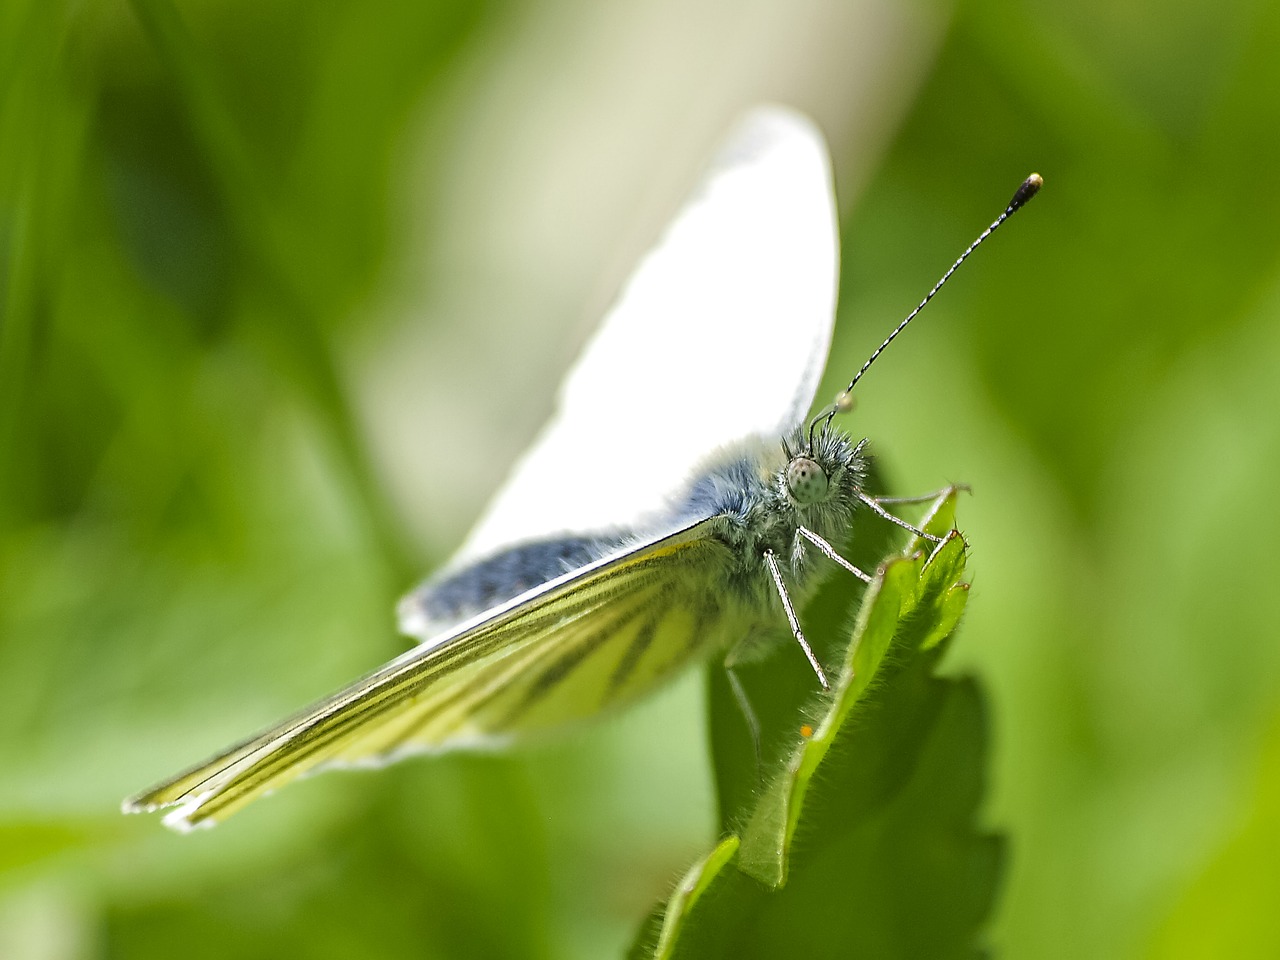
[[1008, 173, 1043, 213], [834, 390, 855, 414]]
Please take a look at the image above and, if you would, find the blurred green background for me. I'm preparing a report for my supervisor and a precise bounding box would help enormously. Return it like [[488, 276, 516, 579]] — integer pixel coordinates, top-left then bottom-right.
[[3, 0, 1279, 957]]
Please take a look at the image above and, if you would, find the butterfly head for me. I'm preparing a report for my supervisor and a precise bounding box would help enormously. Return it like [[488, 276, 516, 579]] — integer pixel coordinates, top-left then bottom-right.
[[780, 425, 867, 515]]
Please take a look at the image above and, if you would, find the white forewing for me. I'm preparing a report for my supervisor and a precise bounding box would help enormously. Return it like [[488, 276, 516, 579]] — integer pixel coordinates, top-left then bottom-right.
[[455, 105, 839, 564]]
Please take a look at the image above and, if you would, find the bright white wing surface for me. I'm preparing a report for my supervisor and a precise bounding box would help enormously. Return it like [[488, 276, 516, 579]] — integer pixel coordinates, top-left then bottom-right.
[[455, 105, 840, 565]]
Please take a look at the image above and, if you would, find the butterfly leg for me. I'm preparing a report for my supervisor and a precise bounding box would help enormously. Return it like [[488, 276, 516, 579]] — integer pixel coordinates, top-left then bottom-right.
[[857, 491, 945, 544], [762, 550, 830, 689], [797, 526, 872, 583], [870, 483, 970, 505], [721, 651, 764, 779]]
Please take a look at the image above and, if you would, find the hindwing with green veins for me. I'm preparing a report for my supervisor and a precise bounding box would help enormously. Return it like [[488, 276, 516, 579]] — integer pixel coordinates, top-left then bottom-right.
[[124, 521, 734, 829]]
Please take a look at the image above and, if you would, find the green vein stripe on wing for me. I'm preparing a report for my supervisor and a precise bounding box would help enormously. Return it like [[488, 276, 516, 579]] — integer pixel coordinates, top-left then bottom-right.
[[128, 520, 721, 826]]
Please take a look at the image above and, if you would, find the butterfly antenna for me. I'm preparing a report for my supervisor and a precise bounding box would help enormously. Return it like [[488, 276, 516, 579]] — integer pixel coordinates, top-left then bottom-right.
[[809, 173, 1043, 441]]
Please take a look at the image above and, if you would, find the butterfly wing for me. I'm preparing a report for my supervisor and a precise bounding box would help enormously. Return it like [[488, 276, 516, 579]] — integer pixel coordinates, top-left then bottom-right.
[[126, 107, 839, 829], [450, 105, 839, 570], [125, 519, 735, 830]]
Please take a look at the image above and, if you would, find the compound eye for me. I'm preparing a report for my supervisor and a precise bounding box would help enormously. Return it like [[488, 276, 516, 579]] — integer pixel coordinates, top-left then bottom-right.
[[786, 457, 829, 504]]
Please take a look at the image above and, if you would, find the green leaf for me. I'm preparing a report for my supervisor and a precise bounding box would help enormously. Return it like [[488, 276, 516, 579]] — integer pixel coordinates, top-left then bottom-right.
[[736, 531, 970, 886], [633, 490, 1001, 958], [630, 836, 740, 960]]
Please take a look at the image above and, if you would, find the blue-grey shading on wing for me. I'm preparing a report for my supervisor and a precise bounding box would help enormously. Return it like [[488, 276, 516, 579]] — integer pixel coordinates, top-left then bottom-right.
[[398, 533, 625, 642]]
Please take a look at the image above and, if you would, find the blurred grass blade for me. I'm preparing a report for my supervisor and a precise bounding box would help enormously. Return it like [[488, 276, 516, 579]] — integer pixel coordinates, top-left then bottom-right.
[[125, 0, 415, 578]]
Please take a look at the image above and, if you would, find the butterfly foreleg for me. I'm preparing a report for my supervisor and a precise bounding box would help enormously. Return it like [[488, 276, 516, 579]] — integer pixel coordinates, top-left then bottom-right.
[[762, 550, 829, 689], [870, 483, 971, 506], [856, 490, 946, 544], [796, 526, 872, 583]]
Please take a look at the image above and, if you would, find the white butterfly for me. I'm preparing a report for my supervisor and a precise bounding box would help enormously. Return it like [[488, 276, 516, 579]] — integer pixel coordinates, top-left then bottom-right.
[[124, 106, 1039, 831]]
